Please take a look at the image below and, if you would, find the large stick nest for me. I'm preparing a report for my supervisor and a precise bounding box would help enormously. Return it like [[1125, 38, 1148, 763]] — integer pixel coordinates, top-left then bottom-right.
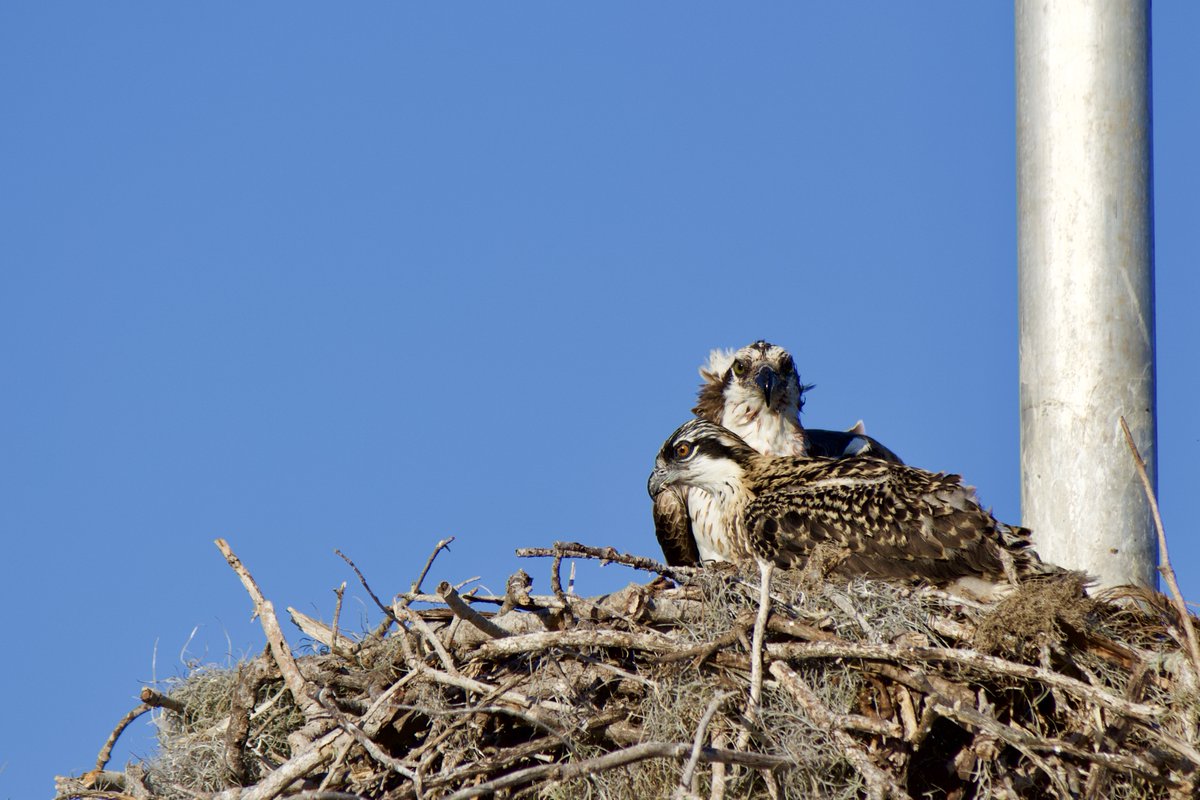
[[57, 541, 1200, 800]]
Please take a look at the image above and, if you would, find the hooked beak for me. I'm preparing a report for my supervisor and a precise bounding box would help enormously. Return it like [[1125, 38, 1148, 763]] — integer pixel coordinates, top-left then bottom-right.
[[647, 462, 672, 497], [754, 365, 779, 406]]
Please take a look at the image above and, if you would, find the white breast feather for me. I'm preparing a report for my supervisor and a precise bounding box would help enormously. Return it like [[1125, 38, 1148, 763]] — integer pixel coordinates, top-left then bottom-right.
[[719, 397, 807, 457], [687, 487, 735, 563], [682, 456, 754, 563]]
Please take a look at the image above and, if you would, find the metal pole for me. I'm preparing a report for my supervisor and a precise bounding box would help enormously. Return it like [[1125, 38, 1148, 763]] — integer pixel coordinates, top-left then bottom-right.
[[1015, 1, 1157, 589]]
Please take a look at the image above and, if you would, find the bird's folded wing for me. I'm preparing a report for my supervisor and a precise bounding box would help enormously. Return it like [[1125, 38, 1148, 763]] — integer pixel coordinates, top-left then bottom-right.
[[652, 488, 701, 567], [805, 428, 905, 465], [743, 465, 1009, 582]]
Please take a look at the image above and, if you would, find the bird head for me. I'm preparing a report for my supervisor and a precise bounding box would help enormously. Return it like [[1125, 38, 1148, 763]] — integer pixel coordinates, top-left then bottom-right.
[[694, 340, 812, 424], [647, 419, 757, 498]]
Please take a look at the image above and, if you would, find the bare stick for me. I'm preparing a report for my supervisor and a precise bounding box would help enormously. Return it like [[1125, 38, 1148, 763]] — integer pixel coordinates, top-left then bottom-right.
[[330, 581, 346, 655], [444, 741, 790, 800], [516, 541, 696, 582], [652, 615, 754, 665], [209, 727, 345, 800], [359, 669, 425, 737], [500, 569, 533, 613], [737, 560, 773, 751], [749, 560, 772, 718], [397, 603, 459, 674], [215, 539, 326, 729], [677, 691, 734, 795], [288, 607, 356, 651], [93, 703, 152, 772], [393, 701, 576, 753], [710, 730, 727, 800], [310, 688, 417, 780], [335, 548, 399, 623], [550, 553, 569, 608], [771, 662, 911, 800], [437, 580, 510, 639], [53, 791, 139, 800], [1120, 416, 1200, 677], [470, 628, 681, 660], [417, 664, 574, 716], [224, 658, 270, 785], [412, 536, 455, 594], [139, 687, 186, 715], [403, 709, 625, 793]]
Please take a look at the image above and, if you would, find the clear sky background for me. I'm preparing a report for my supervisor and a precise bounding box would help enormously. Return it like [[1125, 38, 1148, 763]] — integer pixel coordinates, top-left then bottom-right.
[[2, 5, 1197, 798]]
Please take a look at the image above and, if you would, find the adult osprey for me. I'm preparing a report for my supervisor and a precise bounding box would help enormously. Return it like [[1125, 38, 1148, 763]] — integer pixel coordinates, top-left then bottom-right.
[[654, 340, 904, 566], [648, 418, 1057, 591]]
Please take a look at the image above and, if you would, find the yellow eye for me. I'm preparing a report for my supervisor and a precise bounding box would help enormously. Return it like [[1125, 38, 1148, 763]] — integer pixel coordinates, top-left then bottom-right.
[[732, 361, 746, 376], [674, 442, 693, 459]]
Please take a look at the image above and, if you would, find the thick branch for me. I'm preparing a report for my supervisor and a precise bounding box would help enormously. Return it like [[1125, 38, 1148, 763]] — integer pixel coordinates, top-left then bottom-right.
[[437, 580, 511, 639], [215, 539, 327, 734]]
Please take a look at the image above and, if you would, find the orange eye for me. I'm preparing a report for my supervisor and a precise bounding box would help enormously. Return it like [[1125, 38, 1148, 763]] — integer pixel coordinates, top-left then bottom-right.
[[674, 442, 692, 459]]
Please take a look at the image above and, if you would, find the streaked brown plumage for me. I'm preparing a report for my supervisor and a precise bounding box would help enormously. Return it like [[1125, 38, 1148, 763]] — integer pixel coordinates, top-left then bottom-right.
[[648, 419, 1058, 589], [653, 340, 903, 567]]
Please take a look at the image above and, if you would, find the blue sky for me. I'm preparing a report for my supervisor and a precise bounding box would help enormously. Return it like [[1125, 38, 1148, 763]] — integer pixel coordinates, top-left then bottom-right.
[[2, 5, 1197, 798]]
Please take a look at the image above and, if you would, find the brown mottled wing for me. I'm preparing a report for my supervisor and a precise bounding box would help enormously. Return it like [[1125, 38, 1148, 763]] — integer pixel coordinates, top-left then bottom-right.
[[743, 458, 1014, 583], [652, 488, 701, 566], [805, 428, 904, 464]]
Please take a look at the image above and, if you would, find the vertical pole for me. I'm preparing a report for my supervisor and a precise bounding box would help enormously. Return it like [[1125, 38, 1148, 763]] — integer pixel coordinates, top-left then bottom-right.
[[1015, 1, 1157, 588]]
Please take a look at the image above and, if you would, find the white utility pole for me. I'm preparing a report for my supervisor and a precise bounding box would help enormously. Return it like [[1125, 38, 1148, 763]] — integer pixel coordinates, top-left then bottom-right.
[[1015, 1, 1157, 588]]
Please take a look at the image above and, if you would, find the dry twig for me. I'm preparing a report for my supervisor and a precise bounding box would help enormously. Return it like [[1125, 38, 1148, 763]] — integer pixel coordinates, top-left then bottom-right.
[[771, 662, 911, 800], [92, 703, 153, 773], [444, 741, 790, 800], [412, 536, 455, 594], [1120, 415, 1200, 677], [215, 538, 327, 738], [677, 690, 734, 796], [517, 540, 696, 582]]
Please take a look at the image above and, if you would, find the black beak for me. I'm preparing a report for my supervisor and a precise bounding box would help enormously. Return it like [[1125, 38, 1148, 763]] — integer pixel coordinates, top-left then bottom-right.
[[754, 365, 779, 406]]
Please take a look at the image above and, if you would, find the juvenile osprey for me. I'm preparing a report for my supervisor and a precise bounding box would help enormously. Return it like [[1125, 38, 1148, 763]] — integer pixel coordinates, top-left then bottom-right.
[[648, 418, 1055, 590], [653, 340, 903, 566], [694, 340, 902, 463]]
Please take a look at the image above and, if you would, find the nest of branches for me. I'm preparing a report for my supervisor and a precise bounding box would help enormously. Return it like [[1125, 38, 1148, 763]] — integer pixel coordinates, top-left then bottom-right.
[[57, 538, 1200, 800]]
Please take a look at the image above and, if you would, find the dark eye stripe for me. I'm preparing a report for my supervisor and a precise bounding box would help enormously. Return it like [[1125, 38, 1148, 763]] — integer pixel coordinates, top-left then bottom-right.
[[695, 438, 741, 462]]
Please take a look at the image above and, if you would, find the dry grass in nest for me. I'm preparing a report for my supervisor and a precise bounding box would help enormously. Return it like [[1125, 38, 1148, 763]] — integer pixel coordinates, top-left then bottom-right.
[[55, 540, 1200, 800]]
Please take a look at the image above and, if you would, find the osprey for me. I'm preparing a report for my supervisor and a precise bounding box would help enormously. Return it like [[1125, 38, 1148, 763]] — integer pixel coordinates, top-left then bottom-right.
[[694, 340, 903, 462], [654, 340, 904, 566], [647, 418, 1056, 591]]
